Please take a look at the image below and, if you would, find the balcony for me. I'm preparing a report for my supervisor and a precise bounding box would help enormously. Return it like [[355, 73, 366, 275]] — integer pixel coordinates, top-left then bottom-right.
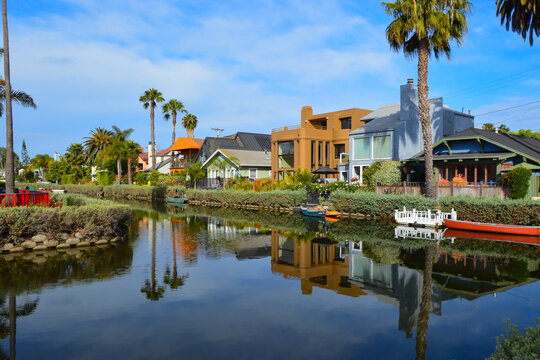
[[272, 124, 301, 132], [170, 159, 193, 170]]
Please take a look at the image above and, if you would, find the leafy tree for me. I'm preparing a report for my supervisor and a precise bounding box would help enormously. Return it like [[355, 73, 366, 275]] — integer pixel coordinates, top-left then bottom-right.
[[182, 112, 198, 138], [0, 147, 19, 172], [372, 161, 402, 186], [29, 154, 52, 180], [362, 161, 383, 188], [487, 319, 540, 360], [98, 126, 134, 182], [64, 143, 85, 168], [383, 0, 472, 198], [123, 140, 141, 184], [510, 128, 540, 140], [44, 160, 70, 183], [83, 127, 112, 164], [20, 140, 29, 167], [140, 89, 164, 168], [503, 166, 532, 199], [483, 123, 496, 131], [497, 0, 540, 45], [186, 162, 206, 189], [162, 99, 186, 145]]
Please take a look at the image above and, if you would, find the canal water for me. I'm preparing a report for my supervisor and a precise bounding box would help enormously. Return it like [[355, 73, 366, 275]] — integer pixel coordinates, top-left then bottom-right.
[[0, 203, 538, 360]]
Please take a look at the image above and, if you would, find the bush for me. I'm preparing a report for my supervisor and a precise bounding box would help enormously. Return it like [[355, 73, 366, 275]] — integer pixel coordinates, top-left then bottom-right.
[[372, 161, 402, 186], [0, 181, 4, 188], [60, 174, 77, 185], [186, 189, 307, 208], [503, 167, 532, 199], [24, 171, 36, 182], [487, 319, 539, 360], [362, 161, 383, 188], [97, 171, 115, 186], [148, 170, 161, 186], [134, 172, 148, 185], [165, 185, 187, 199], [439, 196, 540, 225]]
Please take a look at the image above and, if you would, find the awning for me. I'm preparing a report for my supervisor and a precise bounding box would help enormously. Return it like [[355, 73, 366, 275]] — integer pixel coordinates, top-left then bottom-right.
[[169, 137, 202, 152]]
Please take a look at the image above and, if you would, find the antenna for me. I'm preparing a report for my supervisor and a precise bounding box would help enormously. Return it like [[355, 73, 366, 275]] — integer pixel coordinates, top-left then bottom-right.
[[211, 128, 224, 138]]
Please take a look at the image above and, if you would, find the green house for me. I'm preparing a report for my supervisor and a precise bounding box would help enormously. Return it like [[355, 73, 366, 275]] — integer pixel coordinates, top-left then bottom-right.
[[202, 149, 271, 180]]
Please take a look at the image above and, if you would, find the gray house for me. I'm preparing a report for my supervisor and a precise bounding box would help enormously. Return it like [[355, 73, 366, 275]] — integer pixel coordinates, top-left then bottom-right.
[[343, 79, 474, 182]]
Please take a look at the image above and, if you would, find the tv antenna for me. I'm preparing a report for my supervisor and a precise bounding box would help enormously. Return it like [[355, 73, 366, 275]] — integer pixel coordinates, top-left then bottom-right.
[[211, 128, 224, 138]]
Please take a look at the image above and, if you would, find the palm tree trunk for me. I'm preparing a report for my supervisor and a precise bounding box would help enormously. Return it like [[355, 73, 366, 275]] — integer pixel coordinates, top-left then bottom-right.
[[9, 293, 15, 360], [172, 111, 176, 146], [127, 156, 132, 184], [187, 128, 194, 138], [418, 37, 436, 199], [150, 103, 156, 169], [2, 0, 14, 194], [416, 245, 437, 360], [117, 157, 122, 183], [151, 218, 156, 294]]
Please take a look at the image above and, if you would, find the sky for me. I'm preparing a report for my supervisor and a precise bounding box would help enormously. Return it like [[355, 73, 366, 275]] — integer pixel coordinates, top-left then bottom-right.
[[1, 0, 540, 157]]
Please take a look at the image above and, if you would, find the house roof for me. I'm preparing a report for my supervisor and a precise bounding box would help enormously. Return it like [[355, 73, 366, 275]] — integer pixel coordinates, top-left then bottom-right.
[[197, 132, 271, 161], [501, 163, 540, 172], [411, 152, 513, 161], [139, 147, 170, 163], [203, 149, 271, 168], [350, 103, 402, 135], [169, 137, 202, 151]]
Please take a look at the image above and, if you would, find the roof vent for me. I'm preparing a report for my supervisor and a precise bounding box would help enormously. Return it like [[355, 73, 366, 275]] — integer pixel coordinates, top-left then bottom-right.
[[407, 78, 414, 84]]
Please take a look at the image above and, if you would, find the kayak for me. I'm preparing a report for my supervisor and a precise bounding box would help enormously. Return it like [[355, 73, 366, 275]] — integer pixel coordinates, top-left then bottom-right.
[[444, 219, 540, 236], [301, 207, 325, 218]]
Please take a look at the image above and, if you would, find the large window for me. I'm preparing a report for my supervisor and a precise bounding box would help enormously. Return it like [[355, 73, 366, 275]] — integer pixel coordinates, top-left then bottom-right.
[[325, 142, 330, 166], [353, 137, 370, 159], [334, 144, 345, 159], [278, 141, 294, 169], [373, 135, 391, 159], [340, 117, 352, 130], [318, 142, 323, 166], [311, 141, 316, 168]]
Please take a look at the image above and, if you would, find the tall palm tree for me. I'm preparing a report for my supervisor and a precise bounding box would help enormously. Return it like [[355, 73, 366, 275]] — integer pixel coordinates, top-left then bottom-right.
[[162, 99, 186, 146], [182, 113, 198, 138], [99, 126, 133, 182], [124, 139, 141, 184], [83, 127, 113, 164], [416, 245, 438, 360], [139, 89, 164, 169], [383, 0, 471, 199], [497, 0, 540, 45], [141, 218, 165, 301]]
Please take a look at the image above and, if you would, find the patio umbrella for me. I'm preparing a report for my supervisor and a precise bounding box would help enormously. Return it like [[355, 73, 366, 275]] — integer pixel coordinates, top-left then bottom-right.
[[311, 166, 338, 175]]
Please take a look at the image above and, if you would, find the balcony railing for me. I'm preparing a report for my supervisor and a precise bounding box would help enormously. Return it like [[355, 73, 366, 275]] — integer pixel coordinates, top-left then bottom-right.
[[272, 124, 301, 132], [170, 159, 193, 169]]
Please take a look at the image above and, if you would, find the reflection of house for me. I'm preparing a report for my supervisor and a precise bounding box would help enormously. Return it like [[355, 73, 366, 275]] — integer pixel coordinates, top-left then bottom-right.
[[202, 149, 271, 180], [344, 79, 473, 182], [271, 231, 365, 297], [169, 137, 204, 173], [409, 128, 540, 198], [271, 106, 372, 180], [196, 132, 271, 164]]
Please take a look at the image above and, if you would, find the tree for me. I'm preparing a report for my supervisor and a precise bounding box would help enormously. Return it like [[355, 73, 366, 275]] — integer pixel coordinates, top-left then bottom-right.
[[482, 123, 496, 131], [182, 113, 198, 138], [383, 0, 472, 199], [0, 147, 18, 173], [123, 140, 141, 184], [98, 126, 133, 182], [498, 124, 511, 133], [20, 140, 29, 168], [44, 160, 70, 183], [140, 218, 165, 301], [139, 89, 164, 169], [83, 127, 112, 164], [29, 154, 52, 180], [186, 162, 206, 189], [162, 99, 186, 146], [64, 143, 85, 168], [497, 0, 540, 45]]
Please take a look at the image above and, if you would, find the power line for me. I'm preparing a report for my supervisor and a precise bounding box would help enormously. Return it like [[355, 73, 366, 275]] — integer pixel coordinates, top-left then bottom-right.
[[493, 104, 540, 125], [474, 99, 540, 117]]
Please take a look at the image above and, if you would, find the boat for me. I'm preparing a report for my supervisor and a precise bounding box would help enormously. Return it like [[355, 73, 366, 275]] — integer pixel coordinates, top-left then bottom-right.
[[325, 210, 341, 218], [301, 207, 326, 218], [166, 197, 185, 204], [444, 219, 540, 236], [324, 216, 340, 223], [444, 229, 540, 246]]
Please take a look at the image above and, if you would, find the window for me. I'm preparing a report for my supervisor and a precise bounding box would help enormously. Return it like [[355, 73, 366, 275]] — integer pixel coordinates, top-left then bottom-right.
[[373, 135, 391, 159], [334, 144, 345, 159], [249, 168, 257, 179], [352, 165, 369, 183], [278, 141, 294, 169], [311, 141, 316, 168], [353, 137, 370, 159], [325, 142, 330, 166], [318, 142, 323, 166], [340, 117, 352, 130]]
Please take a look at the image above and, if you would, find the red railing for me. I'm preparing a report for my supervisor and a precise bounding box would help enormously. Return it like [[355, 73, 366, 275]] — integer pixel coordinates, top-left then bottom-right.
[[0, 189, 51, 208]]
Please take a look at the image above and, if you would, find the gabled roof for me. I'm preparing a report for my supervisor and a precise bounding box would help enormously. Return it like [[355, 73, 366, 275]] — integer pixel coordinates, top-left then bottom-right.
[[202, 149, 271, 168], [350, 103, 401, 135], [197, 132, 271, 161], [412, 128, 540, 162], [139, 147, 170, 163], [169, 137, 202, 151]]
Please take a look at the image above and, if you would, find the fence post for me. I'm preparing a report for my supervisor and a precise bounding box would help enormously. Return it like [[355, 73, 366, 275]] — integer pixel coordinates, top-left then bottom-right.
[[450, 181, 454, 197]]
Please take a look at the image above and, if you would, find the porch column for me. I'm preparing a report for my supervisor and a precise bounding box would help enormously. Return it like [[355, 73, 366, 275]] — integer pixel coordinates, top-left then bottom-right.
[[474, 165, 477, 185], [464, 166, 468, 183], [484, 166, 488, 184], [445, 167, 448, 180]]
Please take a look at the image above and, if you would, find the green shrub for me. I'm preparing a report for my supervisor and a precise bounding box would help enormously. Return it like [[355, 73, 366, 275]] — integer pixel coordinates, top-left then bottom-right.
[[186, 189, 307, 208], [60, 174, 77, 185], [504, 166, 532, 199], [487, 319, 539, 360], [166, 185, 187, 199], [0, 181, 4, 188], [362, 161, 383, 188], [134, 172, 148, 185], [24, 171, 36, 182], [372, 161, 402, 186], [97, 171, 115, 186], [439, 196, 540, 225], [148, 170, 161, 186]]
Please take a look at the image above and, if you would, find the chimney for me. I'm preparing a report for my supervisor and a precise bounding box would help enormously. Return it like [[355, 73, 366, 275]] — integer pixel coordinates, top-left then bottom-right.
[[301, 106, 313, 124], [400, 79, 417, 121], [407, 78, 414, 84]]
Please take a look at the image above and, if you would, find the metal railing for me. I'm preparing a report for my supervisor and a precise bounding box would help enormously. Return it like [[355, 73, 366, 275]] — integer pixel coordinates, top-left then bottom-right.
[[272, 124, 301, 132], [0, 189, 50, 207]]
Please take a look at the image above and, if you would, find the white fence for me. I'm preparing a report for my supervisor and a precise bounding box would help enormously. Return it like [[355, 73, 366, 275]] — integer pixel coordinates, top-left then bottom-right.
[[394, 207, 457, 227]]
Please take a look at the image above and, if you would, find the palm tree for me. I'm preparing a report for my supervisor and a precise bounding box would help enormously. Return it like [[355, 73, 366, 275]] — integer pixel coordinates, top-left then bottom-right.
[[163, 230, 189, 290], [123, 140, 141, 184], [0, 294, 38, 360], [139, 89, 164, 169], [416, 244, 438, 360], [182, 113, 198, 138], [64, 143, 85, 168], [141, 218, 165, 301], [497, 0, 540, 45], [186, 162, 206, 189], [99, 126, 133, 182], [83, 127, 113, 164], [383, 0, 471, 199], [162, 99, 186, 146]]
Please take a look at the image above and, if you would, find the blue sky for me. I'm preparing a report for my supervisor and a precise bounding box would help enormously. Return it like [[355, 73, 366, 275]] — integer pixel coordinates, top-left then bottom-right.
[[2, 0, 540, 157]]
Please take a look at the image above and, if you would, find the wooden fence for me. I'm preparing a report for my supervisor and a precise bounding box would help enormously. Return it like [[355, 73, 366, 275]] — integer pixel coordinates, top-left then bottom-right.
[[375, 182, 510, 199]]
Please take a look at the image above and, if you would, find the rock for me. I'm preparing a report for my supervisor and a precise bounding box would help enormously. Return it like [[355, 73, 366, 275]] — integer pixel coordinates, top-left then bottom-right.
[[66, 238, 80, 246], [56, 243, 70, 249], [95, 239, 108, 245], [21, 241, 37, 249], [32, 257, 46, 264], [2, 255, 14, 261], [2, 243, 14, 251], [44, 240, 58, 248], [76, 241, 90, 247], [60, 233, 69, 240], [74, 232, 83, 239], [33, 245, 47, 251], [110, 237, 121, 243], [32, 234, 48, 243]]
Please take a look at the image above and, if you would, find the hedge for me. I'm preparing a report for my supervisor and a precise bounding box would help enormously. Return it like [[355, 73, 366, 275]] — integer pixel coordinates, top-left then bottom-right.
[[439, 196, 540, 226], [186, 189, 307, 208]]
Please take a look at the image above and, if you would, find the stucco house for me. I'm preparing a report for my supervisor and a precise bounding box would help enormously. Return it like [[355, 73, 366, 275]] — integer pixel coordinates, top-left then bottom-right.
[[343, 79, 474, 182], [202, 149, 271, 181]]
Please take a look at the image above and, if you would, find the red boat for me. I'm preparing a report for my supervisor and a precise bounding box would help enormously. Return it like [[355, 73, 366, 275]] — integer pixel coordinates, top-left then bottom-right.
[[444, 229, 540, 246], [444, 219, 540, 236]]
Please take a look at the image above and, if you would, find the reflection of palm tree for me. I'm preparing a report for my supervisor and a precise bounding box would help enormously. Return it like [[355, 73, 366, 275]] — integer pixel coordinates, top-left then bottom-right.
[[0, 293, 39, 360], [141, 219, 165, 301], [164, 225, 189, 290], [416, 245, 437, 360]]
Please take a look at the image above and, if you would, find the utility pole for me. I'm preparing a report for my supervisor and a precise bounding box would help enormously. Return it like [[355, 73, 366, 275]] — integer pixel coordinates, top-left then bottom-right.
[[212, 128, 224, 149]]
